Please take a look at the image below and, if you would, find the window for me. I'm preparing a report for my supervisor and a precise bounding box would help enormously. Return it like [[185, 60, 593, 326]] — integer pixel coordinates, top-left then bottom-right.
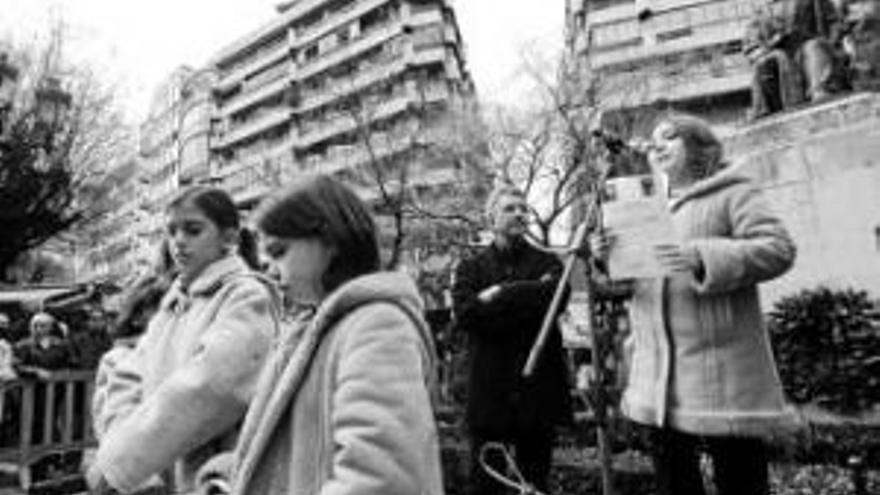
[[589, 0, 635, 12], [304, 44, 319, 61], [336, 26, 351, 45], [656, 27, 693, 42]]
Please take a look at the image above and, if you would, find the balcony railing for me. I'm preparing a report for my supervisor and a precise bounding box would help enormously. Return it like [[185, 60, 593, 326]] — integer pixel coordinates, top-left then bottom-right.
[[587, 0, 770, 68], [214, 107, 291, 150], [297, 52, 406, 113], [215, 39, 291, 93], [220, 70, 292, 117], [297, 19, 401, 82], [295, 0, 392, 48], [0, 370, 97, 492]]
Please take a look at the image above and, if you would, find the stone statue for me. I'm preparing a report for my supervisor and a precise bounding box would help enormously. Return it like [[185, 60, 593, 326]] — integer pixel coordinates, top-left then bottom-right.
[[791, 0, 851, 102], [745, 0, 854, 119], [744, 8, 805, 118], [843, 0, 880, 90]]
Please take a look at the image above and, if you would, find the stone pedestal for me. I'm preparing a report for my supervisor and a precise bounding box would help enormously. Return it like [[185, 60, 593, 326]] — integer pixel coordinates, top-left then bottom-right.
[[724, 92, 880, 303]]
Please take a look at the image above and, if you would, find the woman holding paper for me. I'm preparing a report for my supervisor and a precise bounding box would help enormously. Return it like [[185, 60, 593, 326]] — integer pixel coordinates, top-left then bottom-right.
[[596, 113, 796, 495]]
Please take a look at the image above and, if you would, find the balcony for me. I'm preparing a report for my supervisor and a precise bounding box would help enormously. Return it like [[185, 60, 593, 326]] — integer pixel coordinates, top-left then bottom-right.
[[407, 5, 445, 27], [297, 19, 402, 82], [220, 70, 292, 117], [298, 53, 406, 113], [297, 80, 451, 151], [225, 153, 296, 206], [296, 0, 392, 48], [319, 133, 410, 175], [590, 16, 749, 68], [218, 135, 296, 177], [213, 107, 291, 150], [215, 40, 291, 93], [585, 0, 771, 68], [584, 0, 637, 25], [597, 54, 751, 107]]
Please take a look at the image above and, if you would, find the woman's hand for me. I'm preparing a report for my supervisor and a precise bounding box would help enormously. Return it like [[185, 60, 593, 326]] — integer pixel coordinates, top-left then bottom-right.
[[584, 229, 615, 263], [653, 243, 703, 277]]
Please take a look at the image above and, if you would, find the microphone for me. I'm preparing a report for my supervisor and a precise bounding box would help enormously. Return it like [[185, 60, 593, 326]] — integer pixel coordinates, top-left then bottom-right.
[[590, 128, 649, 154]]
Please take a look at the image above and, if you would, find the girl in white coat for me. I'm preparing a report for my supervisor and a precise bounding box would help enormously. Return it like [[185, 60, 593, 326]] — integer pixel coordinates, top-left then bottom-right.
[[201, 174, 443, 495], [88, 187, 280, 494]]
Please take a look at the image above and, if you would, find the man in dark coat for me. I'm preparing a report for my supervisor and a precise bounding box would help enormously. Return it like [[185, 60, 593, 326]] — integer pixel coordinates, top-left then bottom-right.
[[452, 184, 571, 495]]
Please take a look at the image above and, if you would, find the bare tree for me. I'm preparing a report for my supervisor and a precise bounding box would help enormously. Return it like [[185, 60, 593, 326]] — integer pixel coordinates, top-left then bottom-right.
[[486, 45, 657, 248], [0, 28, 135, 282], [336, 75, 490, 269]]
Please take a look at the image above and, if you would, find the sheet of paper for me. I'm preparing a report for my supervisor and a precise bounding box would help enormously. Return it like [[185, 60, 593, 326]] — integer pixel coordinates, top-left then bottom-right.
[[601, 176, 677, 280]]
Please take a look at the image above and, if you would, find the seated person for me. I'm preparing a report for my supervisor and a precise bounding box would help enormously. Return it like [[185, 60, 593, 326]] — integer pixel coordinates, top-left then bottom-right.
[[791, 0, 852, 102], [744, 8, 805, 117]]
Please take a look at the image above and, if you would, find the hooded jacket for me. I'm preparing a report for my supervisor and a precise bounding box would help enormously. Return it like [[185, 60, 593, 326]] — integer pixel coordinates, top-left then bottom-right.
[[227, 271, 443, 495], [622, 170, 797, 436], [91, 255, 280, 493]]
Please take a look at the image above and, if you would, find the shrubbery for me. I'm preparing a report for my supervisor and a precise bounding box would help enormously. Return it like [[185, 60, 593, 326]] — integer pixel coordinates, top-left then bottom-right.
[[768, 286, 880, 415]]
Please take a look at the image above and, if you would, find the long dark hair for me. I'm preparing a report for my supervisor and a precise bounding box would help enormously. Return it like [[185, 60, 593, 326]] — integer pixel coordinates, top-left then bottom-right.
[[167, 186, 260, 270], [254, 174, 380, 293]]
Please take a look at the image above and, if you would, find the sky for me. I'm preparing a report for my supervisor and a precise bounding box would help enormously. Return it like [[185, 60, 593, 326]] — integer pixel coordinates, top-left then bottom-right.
[[0, 0, 565, 121]]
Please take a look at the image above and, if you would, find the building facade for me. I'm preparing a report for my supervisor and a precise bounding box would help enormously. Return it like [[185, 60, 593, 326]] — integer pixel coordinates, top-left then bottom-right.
[[91, 0, 477, 282], [208, 0, 475, 208], [567, 0, 777, 131]]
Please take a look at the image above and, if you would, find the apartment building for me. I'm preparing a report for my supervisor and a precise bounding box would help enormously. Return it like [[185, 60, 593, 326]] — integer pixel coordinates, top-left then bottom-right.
[[79, 156, 149, 281], [178, 68, 215, 186], [567, 0, 779, 129], [208, 0, 475, 208]]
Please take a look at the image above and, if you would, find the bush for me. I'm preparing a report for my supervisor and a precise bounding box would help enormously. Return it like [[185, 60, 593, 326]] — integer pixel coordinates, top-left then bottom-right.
[[768, 286, 880, 415]]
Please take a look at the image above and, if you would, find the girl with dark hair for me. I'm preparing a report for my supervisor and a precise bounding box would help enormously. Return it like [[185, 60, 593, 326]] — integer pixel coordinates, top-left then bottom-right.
[[594, 114, 797, 495], [199, 174, 443, 495], [88, 186, 280, 495]]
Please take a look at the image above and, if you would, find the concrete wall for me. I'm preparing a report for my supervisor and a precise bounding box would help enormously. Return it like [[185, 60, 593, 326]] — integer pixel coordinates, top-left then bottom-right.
[[724, 93, 880, 302]]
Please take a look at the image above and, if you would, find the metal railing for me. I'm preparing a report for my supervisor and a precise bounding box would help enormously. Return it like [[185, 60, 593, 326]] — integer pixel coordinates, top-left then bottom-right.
[[0, 369, 96, 491]]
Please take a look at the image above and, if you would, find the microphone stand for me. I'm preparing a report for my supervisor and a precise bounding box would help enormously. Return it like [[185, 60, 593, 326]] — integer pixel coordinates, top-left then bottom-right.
[[523, 137, 637, 495]]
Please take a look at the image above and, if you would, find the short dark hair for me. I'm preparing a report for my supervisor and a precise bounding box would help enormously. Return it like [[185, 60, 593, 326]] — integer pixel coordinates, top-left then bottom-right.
[[254, 174, 380, 293], [167, 186, 260, 269]]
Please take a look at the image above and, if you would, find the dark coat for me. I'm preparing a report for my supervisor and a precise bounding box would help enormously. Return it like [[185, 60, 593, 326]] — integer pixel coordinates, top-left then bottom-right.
[[13, 336, 73, 371], [452, 239, 571, 436], [69, 329, 112, 369]]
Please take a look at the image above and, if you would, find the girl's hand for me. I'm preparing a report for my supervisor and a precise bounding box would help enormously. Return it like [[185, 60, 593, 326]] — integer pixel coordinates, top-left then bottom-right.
[[590, 229, 615, 262], [653, 243, 703, 276]]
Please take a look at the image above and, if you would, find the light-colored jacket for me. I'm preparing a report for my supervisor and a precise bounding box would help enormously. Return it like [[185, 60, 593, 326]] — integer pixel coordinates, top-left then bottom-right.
[[228, 271, 443, 495], [622, 170, 797, 437], [92, 255, 279, 494]]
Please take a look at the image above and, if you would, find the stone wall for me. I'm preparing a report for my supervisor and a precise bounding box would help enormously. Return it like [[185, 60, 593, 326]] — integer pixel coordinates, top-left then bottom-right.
[[724, 92, 880, 303]]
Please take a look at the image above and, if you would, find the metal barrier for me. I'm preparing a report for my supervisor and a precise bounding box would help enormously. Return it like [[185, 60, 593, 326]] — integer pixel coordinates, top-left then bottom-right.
[[0, 369, 96, 491]]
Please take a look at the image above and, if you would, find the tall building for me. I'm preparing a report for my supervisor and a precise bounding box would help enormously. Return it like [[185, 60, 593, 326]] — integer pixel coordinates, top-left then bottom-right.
[[178, 68, 216, 186], [93, 0, 477, 282], [80, 156, 149, 281], [567, 0, 777, 131], [208, 0, 475, 208], [138, 67, 217, 244]]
